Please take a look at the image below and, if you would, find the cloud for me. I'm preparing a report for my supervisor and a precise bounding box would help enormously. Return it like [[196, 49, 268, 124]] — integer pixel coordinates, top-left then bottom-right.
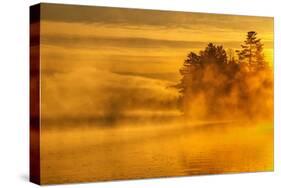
[[42, 34, 274, 52], [41, 34, 209, 49], [40, 3, 273, 33]]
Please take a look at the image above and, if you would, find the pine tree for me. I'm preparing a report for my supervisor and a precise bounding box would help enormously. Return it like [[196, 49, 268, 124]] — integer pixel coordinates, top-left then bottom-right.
[[178, 52, 201, 94], [255, 41, 266, 69], [236, 31, 265, 71]]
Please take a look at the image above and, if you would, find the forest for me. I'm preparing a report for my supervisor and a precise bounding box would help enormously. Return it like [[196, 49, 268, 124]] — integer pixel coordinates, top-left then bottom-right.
[[177, 31, 273, 121]]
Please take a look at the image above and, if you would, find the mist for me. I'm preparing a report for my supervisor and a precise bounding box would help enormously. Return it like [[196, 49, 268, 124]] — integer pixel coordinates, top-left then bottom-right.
[[178, 38, 273, 123], [41, 67, 180, 124]]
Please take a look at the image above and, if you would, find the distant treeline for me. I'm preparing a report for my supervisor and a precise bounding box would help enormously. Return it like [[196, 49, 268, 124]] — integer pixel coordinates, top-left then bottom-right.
[[177, 31, 273, 121]]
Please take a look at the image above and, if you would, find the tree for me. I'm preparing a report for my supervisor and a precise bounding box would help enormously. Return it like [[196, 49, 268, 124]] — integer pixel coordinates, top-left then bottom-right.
[[227, 48, 236, 64], [236, 31, 266, 71], [178, 43, 227, 94], [200, 43, 227, 66], [177, 43, 228, 114], [178, 52, 201, 94], [176, 31, 271, 120], [255, 41, 266, 69]]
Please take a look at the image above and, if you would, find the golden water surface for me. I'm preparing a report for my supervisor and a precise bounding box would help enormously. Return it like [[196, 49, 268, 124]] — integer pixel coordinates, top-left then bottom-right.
[[40, 119, 273, 184]]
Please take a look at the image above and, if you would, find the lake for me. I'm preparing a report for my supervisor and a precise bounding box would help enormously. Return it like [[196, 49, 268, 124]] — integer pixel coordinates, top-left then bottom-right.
[[40, 118, 273, 184]]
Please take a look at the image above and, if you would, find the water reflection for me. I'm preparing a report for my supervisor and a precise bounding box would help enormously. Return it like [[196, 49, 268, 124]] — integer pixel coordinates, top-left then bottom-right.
[[41, 118, 273, 184]]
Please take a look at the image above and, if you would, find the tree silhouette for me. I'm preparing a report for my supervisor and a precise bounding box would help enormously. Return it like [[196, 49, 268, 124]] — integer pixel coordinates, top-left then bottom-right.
[[178, 43, 227, 94], [200, 43, 227, 65], [177, 31, 272, 120], [236, 31, 266, 71]]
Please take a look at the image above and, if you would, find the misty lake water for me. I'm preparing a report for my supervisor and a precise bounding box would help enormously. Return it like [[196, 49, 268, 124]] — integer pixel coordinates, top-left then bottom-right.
[[41, 118, 273, 184]]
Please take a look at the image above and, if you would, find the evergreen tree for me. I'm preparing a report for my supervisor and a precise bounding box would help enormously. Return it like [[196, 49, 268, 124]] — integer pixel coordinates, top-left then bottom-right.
[[178, 52, 201, 94], [255, 41, 266, 69], [236, 31, 265, 70], [200, 43, 227, 65], [176, 31, 270, 119], [177, 43, 228, 111]]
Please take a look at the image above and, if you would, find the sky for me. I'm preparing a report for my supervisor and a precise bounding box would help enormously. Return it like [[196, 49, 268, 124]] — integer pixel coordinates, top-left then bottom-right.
[[38, 3, 274, 119], [40, 3, 273, 80]]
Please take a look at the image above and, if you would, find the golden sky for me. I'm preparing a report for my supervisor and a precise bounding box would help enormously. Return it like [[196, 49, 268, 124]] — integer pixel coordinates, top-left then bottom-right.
[[40, 3, 273, 81]]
